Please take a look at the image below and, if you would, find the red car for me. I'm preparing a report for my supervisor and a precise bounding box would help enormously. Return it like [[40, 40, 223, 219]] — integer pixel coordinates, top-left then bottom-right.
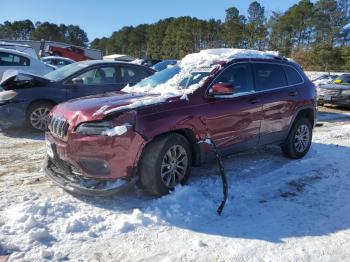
[[45, 49, 317, 197], [48, 45, 91, 61]]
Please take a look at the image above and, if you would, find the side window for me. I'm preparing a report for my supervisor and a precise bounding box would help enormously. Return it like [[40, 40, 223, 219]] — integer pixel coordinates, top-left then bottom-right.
[[57, 60, 70, 66], [284, 66, 303, 85], [74, 66, 117, 86], [0, 52, 30, 66], [253, 63, 287, 91], [44, 59, 53, 65], [212, 63, 254, 94], [120, 66, 150, 83], [50, 59, 57, 66]]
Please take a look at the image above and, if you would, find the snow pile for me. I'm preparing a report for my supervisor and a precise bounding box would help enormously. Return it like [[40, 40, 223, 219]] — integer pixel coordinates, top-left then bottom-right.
[[0, 192, 160, 260], [102, 48, 278, 115], [180, 48, 279, 68], [124, 48, 278, 96], [3, 112, 350, 260]]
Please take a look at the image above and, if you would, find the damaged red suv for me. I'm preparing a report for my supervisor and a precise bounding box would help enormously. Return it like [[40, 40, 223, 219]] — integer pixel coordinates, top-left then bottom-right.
[[45, 49, 317, 196]]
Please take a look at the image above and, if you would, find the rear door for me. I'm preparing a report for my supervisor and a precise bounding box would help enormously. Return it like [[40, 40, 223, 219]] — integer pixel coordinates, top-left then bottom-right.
[[251, 62, 302, 145], [117, 65, 154, 87], [66, 65, 124, 99], [200, 63, 262, 153]]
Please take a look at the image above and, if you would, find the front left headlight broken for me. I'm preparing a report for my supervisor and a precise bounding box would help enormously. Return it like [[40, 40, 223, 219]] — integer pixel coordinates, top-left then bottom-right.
[[75, 121, 132, 137]]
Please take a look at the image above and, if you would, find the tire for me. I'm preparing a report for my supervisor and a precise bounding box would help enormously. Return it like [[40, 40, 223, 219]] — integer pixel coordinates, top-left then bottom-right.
[[139, 134, 192, 196], [282, 117, 313, 159], [26, 102, 54, 132]]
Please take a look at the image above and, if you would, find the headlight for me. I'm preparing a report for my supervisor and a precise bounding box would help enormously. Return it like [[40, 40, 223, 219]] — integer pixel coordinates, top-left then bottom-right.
[[0, 90, 17, 103], [342, 90, 350, 96], [75, 121, 132, 136]]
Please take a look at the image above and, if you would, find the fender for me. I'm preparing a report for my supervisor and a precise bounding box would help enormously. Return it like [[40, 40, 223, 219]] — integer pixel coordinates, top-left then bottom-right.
[[287, 104, 317, 135]]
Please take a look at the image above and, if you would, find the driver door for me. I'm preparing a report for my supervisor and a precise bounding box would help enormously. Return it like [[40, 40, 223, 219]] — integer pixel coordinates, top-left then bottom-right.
[[200, 63, 262, 153]]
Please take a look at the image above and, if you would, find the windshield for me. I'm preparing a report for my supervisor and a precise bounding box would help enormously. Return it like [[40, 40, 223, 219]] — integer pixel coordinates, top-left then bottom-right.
[[44, 62, 87, 81], [130, 65, 211, 92], [152, 60, 177, 71], [332, 74, 350, 85]]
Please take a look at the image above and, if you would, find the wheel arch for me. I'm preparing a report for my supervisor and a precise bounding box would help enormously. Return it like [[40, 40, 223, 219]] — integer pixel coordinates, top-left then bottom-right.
[[288, 105, 316, 135], [26, 99, 57, 114], [294, 106, 316, 126], [26, 98, 57, 111], [146, 128, 203, 167]]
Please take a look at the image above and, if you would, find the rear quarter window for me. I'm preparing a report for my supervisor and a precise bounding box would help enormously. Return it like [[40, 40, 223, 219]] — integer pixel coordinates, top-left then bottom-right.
[[253, 63, 287, 91], [284, 66, 303, 85]]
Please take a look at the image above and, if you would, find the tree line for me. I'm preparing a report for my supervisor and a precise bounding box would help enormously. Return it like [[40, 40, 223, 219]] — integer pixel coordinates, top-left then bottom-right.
[[0, 20, 89, 47], [91, 0, 350, 71], [0, 0, 349, 71]]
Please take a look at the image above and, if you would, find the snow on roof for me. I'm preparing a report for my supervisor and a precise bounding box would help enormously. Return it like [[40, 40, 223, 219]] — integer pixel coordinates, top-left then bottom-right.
[[103, 54, 136, 61], [179, 48, 280, 69], [101, 48, 279, 115]]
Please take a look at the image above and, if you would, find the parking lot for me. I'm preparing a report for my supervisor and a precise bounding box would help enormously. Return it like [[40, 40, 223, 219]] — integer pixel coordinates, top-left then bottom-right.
[[1, 106, 350, 261]]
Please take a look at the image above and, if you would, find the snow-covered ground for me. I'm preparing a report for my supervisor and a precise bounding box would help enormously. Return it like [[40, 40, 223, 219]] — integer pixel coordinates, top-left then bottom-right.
[[1, 107, 350, 261]]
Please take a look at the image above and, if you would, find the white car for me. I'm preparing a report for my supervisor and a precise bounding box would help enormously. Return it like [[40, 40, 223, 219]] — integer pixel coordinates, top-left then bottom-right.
[[0, 48, 54, 80], [41, 56, 76, 69], [0, 41, 39, 59]]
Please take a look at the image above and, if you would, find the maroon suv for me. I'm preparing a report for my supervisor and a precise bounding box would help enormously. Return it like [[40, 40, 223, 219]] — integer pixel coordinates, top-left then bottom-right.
[[45, 49, 316, 197]]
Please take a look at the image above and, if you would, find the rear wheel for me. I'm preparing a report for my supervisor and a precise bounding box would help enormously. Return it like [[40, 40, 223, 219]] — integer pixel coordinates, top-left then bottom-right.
[[282, 117, 313, 159], [139, 134, 192, 196], [26, 102, 53, 131]]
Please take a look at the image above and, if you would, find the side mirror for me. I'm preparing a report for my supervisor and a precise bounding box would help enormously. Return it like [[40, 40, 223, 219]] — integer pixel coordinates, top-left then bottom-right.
[[72, 77, 83, 85], [209, 82, 235, 96]]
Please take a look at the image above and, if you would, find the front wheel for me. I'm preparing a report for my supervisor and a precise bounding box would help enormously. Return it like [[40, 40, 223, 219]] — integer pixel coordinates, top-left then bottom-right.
[[282, 117, 313, 159], [26, 102, 53, 131], [139, 134, 192, 196]]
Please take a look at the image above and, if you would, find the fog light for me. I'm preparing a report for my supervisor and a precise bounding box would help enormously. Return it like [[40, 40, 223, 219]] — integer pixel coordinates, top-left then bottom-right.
[[79, 159, 111, 176]]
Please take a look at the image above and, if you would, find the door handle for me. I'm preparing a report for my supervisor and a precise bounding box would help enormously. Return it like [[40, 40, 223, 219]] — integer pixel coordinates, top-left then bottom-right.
[[248, 98, 259, 104], [288, 91, 298, 97]]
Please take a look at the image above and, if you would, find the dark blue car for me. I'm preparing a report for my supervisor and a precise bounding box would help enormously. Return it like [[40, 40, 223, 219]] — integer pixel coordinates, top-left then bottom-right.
[[0, 60, 155, 131]]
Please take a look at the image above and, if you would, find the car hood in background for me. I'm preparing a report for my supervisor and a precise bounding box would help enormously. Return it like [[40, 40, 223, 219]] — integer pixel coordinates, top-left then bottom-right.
[[0, 70, 51, 90]]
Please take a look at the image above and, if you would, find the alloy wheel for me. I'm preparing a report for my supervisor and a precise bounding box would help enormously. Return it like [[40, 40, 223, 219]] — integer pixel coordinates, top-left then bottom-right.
[[160, 145, 188, 188], [294, 124, 310, 153], [30, 107, 50, 131]]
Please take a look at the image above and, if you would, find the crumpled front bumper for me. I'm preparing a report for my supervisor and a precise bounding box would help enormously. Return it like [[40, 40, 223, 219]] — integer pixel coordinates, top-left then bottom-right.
[[45, 157, 138, 196]]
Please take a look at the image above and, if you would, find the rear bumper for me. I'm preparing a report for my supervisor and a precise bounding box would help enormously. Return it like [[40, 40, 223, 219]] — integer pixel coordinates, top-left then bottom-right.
[[45, 157, 137, 196], [0, 101, 27, 129]]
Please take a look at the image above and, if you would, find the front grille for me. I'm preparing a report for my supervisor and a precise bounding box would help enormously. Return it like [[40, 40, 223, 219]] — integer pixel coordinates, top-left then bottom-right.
[[319, 89, 340, 96], [49, 115, 69, 140]]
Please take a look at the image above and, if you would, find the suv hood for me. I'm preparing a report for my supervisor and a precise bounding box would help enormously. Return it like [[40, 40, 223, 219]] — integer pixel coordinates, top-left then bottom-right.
[[0, 70, 51, 90], [53, 91, 180, 123]]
